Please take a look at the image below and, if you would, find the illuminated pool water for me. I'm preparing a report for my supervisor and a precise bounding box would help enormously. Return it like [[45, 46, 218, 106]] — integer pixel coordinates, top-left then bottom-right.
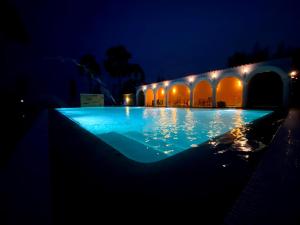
[[56, 107, 272, 163]]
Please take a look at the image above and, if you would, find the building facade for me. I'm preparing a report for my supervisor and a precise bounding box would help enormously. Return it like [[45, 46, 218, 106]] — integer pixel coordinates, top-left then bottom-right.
[[136, 59, 293, 108]]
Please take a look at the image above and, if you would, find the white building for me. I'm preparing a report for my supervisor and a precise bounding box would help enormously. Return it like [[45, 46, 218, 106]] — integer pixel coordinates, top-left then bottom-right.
[[136, 59, 293, 108]]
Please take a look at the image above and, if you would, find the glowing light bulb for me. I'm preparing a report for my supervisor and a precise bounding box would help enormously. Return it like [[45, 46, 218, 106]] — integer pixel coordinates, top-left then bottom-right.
[[188, 76, 195, 83], [164, 81, 169, 87], [125, 97, 130, 103], [161, 89, 165, 95], [172, 88, 176, 94], [290, 71, 298, 79], [211, 72, 218, 80]]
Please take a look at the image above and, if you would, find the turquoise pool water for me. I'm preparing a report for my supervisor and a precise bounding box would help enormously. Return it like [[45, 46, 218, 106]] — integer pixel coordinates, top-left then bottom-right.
[[56, 107, 272, 163]]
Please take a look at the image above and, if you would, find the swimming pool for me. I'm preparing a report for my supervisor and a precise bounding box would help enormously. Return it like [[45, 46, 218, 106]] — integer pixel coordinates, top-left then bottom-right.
[[56, 107, 272, 163]]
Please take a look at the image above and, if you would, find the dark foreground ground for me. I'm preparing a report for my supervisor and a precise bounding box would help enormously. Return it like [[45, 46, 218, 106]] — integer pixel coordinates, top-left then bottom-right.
[[225, 109, 300, 225], [0, 108, 299, 225]]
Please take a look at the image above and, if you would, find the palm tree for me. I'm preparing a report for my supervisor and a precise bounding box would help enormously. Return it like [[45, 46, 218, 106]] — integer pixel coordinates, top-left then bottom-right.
[[104, 45, 145, 103]]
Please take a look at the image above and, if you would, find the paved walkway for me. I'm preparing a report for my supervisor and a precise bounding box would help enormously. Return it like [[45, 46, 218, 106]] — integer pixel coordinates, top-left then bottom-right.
[[224, 109, 300, 225]]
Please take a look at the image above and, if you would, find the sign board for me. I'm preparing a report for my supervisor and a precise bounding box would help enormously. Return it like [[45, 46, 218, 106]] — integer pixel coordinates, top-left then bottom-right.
[[80, 94, 104, 107]]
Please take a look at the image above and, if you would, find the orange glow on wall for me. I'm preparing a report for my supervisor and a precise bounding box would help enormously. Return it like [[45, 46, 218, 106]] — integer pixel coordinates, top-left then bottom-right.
[[156, 87, 166, 106], [146, 89, 154, 106], [193, 80, 213, 107], [216, 77, 243, 107], [237, 80, 242, 87], [168, 84, 190, 107]]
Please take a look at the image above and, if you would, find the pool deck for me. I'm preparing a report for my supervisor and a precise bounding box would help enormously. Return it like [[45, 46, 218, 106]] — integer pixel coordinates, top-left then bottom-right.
[[224, 109, 300, 225]]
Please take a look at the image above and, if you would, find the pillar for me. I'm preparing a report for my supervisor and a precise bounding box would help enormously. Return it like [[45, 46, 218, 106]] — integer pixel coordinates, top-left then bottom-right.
[[153, 89, 157, 107], [212, 83, 217, 108], [242, 80, 247, 108], [165, 87, 169, 107], [189, 85, 194, 107]]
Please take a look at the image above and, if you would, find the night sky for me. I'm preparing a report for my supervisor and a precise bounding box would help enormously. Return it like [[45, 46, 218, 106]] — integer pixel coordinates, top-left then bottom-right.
[[2, 0, 300, 101]]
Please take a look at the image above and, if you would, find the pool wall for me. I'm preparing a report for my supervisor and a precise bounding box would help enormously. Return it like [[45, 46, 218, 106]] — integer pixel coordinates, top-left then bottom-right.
[[49, 109, 281, 224]]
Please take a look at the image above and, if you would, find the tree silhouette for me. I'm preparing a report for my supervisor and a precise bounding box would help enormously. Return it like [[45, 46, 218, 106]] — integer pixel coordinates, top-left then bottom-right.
[[104, 45, 145, 102], [0, 0, 30, 44], [227, 52, 249, 67], [104, 45, 132, 78], [227, 42, 270, 67], [250, 42, 269, 63]]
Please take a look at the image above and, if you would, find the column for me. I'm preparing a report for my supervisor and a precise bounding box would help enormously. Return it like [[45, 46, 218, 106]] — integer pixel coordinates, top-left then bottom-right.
[[153, 89, 157, 107], [189, 85, 194, 107], [165, 87, 169, 107], [242, 80, 247, 108], [212, 83, 217, 108]]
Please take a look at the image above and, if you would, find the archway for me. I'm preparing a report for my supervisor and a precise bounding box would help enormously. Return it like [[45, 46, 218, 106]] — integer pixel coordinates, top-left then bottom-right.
[[156, 87, 166, 106], [247, 72, 283, 108], [193, 80, 213, 107], [137, 90, 145, 106], [168, 84, 190, 107], [145, 89, 154, 106], [216, 77, 243, 107]]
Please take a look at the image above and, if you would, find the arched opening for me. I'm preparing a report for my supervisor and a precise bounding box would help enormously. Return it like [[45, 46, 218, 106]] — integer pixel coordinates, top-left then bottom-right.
[[247, 72, 283, 108], [168, 84, 190, 107], [137, 90, 145, 106], [193, 80, 213, 107], [145, 89, 154, 106], [156, 87, 166, 106], [216, 77, 243, 107]]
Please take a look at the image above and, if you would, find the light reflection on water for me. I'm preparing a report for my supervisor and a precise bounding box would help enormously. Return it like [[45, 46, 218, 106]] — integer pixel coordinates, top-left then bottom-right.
[[57, 107, 272, 157]]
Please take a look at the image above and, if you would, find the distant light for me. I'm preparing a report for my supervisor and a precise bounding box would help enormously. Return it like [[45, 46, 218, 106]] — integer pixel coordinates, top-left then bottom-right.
[[142, 86, 146, 91], [161, 89, 165, 95], [187, 76, 195, 83], [152, 83, 157, 89], [240, 65, 252, 76], [125, 97, 130, 104], [164, 81, 169, 87], [290, 70, 298, 79], [172, 88, 176, 94], [210, 71, 218, 80], [242, 66, 249, 74], [20, 99, 24, 103]]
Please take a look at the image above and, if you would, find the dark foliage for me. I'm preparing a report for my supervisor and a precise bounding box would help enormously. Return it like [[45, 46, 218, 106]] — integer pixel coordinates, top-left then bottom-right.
[[104, 45, 132, 78], [227, 42, 269, 67], [0, 0, 30, 44], [104, 45, 145, 103], [78, 54, 101, 78]]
